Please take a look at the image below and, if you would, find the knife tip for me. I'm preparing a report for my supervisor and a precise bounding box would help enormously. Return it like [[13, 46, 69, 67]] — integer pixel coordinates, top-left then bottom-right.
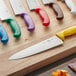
[[9, 56, 17, 60], [9, 57, 14, 60]]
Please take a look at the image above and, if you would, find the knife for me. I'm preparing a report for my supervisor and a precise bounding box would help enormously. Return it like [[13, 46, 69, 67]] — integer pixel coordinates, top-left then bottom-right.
[[27, 0, 50, 26], [9, 26, 76, 60], [42, 0, 64, 20], [0, 0, 21, 38], [9, 0, 35, 32], [0, 24, 9, 44], [59, 0, 76, 14]]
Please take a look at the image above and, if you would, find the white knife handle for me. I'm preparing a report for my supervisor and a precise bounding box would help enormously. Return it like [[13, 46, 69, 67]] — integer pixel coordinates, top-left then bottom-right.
[[64, 0, 76, 14]]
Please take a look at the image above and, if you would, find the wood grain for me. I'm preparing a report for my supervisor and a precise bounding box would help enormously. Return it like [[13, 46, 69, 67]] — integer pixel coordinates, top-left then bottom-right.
[[0, 0, 76, 76]]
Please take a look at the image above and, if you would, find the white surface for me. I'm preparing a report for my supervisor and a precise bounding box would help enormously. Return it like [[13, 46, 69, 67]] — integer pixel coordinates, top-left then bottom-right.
[[42, 0, 57, 4], [65, 0, 76, 14], [10, 0, 25, 15], [0, 0, 11, 20], [27, 0, 40, 10], [9, 36, 63, 60]]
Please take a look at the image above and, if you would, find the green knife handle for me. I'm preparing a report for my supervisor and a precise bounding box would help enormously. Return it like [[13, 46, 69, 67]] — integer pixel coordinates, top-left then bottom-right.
[[6, 18, 21, 38]]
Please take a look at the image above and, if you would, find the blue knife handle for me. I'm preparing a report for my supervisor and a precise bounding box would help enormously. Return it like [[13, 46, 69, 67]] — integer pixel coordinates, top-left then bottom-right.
[[0, 24, 9, 44], [6, 17, 21, 38], [21, 12, 35, 32]]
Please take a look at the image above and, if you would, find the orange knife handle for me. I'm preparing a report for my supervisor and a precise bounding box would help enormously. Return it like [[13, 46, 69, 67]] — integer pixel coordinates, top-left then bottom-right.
[[35, 8, 50, 26], [56, 26, 76, 40]]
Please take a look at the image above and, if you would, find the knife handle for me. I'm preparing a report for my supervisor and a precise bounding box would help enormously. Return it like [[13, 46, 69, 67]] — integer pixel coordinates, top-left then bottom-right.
[[35, 8, 50, 26], [6, 18, 21, 38], [50, 3, 64, 20], [21, 12, 35, 32], [56, 26, 76, 40], [63, 0, 76, 14], [0, 24, 9, 44]]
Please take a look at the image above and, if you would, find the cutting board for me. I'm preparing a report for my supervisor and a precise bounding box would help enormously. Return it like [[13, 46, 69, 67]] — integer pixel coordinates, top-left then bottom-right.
[[0, 0, 76, 76], [39, 58, 76, 76]]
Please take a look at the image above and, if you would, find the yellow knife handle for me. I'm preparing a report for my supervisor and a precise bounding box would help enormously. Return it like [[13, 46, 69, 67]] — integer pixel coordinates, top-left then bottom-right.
[[56, 26, 76, 40]]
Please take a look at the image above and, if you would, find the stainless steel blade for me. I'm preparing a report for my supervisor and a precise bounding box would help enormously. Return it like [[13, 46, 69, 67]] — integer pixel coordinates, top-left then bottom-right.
[[9, 0, 25, 15], [9, 36, 63, 60], [42, 0, 57, 4], [0, 0, 11, 20], [27, 0, 40, 10]]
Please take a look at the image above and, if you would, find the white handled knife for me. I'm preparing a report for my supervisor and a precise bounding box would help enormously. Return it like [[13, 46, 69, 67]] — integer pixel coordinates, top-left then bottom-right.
[[0, 0, 21, 38], [9, 0, 35, 32], [64, 0, 76, 14], [59, 0, 76, 14], [9, 26, 76, 60]]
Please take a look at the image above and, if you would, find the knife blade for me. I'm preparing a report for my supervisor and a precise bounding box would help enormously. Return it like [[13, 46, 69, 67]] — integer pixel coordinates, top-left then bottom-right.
[[9, 26, 76, 60], [59, 0, 76, 14], [0, 0, 21, 38], [27, 0, 50, 26], [42, 0, 64, 20], [9, 0, 35, 32]]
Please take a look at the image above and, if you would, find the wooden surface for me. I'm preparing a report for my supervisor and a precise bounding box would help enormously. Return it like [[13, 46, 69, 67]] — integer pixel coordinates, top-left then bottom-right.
[[0, 0, 76, 76], [39, 58, 76, 76]]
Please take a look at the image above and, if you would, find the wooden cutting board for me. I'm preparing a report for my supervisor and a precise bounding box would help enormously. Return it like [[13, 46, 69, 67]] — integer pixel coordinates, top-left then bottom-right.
[[0, 0, 76, 76]]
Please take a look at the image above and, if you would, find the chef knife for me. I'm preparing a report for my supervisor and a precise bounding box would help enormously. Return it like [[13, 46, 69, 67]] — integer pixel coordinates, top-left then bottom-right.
[[9, 26, 76, 60], [9, 0, 35, 32], [59, 0, 76, 14], [0, 24, 9, 44], [0, 0, 21, 38], [42, 0, 64, 20], [27, 0, 50, 26]]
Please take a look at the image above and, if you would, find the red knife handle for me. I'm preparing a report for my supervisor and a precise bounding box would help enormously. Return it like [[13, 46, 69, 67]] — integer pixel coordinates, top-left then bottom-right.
[[50, 3, 64, 20], [35, 8, 50, 26]]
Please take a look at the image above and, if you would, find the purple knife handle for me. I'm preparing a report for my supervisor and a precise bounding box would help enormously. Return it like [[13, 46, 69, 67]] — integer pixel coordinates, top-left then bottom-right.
[[21, 12, 35, 32]]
